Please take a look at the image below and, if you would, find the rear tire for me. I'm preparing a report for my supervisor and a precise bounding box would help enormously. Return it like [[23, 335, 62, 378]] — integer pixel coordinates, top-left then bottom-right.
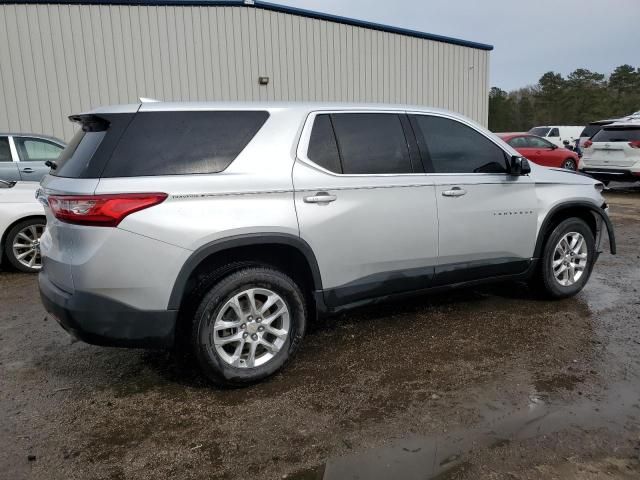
[[3, 218, 46, 273], [191, 267, 306, 387], [530, 218, 595, 299]]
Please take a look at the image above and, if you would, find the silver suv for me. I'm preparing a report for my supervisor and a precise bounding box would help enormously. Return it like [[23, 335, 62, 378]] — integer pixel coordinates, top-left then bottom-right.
[[38, 102, 616, 386]]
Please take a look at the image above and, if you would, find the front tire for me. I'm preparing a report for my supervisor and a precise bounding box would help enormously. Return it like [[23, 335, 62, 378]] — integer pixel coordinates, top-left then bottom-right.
[[532, 218, 596, 299], [561, 158, 577, 171], [191, 267, 306, 387]]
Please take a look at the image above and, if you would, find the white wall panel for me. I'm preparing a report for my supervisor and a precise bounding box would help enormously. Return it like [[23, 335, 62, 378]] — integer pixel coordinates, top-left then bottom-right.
[[0, 3, 490, 140]]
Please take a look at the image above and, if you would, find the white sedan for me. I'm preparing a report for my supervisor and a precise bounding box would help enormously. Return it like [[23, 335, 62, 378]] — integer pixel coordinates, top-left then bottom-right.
[[0, 180, 45, 273]]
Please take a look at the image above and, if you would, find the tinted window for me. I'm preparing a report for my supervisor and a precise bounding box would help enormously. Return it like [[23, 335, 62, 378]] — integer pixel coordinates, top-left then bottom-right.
[[0, 137, 11, 162], [307, 114, 342, 173], [549, 128, 560, 137], [330, 113, 412, 174], [529, 127, 550, 137], [527, 136, 554, 148], [580, 123, 609, 138], [413, 115, 507, 174], [592, 127, 640, 143], [53, 113, 134, 178], [14, 137, 63, 162], [507, 136, 528, 148], [103, 111, 269, 177]]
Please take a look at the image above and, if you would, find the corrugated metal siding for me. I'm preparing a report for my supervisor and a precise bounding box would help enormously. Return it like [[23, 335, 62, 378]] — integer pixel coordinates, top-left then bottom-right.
[[0, 4, 490, 140]]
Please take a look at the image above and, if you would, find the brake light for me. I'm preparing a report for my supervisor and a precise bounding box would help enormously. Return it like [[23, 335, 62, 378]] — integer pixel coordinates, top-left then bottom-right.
[[583, 140, 593, 148], [48, 193, 167, 227], [629, 141, 640, 149]]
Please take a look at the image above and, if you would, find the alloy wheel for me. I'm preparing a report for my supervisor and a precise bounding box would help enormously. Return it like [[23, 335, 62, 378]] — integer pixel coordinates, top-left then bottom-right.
[[209, 288, 290, 368], [11, 224, 44, 270], [552, 232, 588, 286]]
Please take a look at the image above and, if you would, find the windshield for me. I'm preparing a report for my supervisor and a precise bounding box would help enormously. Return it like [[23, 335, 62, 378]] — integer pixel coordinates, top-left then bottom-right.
[[592, 127, 640, 143], [528, 127, 550, 137]]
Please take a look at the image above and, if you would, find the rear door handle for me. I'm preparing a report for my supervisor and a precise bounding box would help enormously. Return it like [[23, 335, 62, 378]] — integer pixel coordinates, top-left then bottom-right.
[[442, 187, 467, 197], [21, 167, 34, 173], [303, 192, 337, 204]]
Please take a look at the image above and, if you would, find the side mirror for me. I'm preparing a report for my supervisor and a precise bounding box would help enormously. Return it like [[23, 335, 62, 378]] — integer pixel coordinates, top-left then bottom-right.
[[550, 144, 558, 150], [510, 156, 531, 176]]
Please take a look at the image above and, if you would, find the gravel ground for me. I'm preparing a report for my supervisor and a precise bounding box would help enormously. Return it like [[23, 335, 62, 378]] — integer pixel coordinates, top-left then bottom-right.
[[1, 185, 639, 480]]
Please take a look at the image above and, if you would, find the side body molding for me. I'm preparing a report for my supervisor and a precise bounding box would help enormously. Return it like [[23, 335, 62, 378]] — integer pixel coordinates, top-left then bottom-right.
[[167, 233, 323, 310], [533, 201, 616, 258]]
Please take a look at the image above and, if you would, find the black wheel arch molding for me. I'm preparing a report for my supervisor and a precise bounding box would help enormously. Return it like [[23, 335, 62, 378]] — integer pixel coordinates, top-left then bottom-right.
[[533, 200, 616, 258], [167, 233, 323, 310]]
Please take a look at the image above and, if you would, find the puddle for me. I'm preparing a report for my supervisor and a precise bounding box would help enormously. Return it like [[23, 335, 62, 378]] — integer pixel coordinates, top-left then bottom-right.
[[291, 380, 640, 480]]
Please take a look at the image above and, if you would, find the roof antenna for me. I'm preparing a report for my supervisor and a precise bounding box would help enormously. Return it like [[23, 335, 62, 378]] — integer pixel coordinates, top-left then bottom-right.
[[139, 97, 161, 103]]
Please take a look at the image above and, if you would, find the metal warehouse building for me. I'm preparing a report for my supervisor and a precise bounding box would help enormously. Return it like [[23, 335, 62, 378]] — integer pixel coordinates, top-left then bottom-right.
[[0, 1, 493, 140]]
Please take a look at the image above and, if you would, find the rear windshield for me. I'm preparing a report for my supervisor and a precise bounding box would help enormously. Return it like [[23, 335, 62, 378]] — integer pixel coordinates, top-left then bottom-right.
[[52, 110, 269, 178], [528, 127, 550, 137], [592, 127, 640, 143]]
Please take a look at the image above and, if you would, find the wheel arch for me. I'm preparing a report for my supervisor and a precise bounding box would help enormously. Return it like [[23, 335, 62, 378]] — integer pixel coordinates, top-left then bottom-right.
[[533, 201, 616, 259], [168, 233, 323, 312]]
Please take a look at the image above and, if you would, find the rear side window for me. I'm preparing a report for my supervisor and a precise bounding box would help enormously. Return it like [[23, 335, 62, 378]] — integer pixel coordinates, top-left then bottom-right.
[[307, 114, 342, 173], [580, 123, 608, 138], [103, 111, 268, 177], [0, 137, 11, 162], [592, 127, 640, 142], [549, 128, 560, 137], [412, 115, 507, 174], [330, 113, 412, 174]]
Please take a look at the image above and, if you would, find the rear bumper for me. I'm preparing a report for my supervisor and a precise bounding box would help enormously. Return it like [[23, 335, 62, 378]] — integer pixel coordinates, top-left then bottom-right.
[[39, 271, 177, 349], [580, 168, 640, 182]]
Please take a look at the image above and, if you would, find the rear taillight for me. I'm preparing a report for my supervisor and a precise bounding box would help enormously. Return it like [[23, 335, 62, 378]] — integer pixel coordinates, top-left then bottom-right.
[[583, 140, 593, 148], [629, 141, 640, 149], [48, 193, 167, 227]]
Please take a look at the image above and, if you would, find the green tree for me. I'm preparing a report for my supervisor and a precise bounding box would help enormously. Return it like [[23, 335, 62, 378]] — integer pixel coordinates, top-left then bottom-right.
[[488, 65, 640, 132]]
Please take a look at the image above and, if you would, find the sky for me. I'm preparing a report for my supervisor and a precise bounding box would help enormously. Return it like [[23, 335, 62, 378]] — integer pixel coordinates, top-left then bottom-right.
[[275, 0, 640, 91]]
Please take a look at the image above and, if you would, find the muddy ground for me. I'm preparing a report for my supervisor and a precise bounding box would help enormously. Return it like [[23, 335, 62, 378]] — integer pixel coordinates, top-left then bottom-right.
[[1, 185, 639, 480]]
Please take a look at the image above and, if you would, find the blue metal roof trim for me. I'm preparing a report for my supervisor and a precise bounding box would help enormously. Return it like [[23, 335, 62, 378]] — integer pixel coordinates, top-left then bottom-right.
[[7, 0, 494, 51]]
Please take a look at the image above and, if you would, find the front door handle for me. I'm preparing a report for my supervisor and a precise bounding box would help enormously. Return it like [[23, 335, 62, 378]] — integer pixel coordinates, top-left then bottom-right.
[[21, 167, 34, 173], [303, 192, 337, 204], [442, 187, 467, 197]]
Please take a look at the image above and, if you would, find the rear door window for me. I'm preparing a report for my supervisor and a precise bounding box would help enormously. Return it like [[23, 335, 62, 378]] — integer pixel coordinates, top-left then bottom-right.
[[411, 115, 508, 174], [592, 127, 640, 142], [14, 137, 63, 162], [103, 111, 269, 177], [307, 114, 342, 173], [527, 136, 554, 148], [329, 113, 413, 174]]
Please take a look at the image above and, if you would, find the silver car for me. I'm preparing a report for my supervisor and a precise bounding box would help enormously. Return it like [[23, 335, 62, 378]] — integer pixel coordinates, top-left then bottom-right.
[[0, 133, 65, 182], [37, 102, 616, 386]]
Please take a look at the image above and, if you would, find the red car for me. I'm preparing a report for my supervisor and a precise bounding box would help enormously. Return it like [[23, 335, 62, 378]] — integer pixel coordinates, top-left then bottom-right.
[[497, 133, 580, 170]]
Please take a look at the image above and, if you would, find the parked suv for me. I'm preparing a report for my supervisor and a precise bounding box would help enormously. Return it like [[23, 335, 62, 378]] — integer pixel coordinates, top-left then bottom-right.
[[580, 121, 640, 182], [38, 102, 615, 386]]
